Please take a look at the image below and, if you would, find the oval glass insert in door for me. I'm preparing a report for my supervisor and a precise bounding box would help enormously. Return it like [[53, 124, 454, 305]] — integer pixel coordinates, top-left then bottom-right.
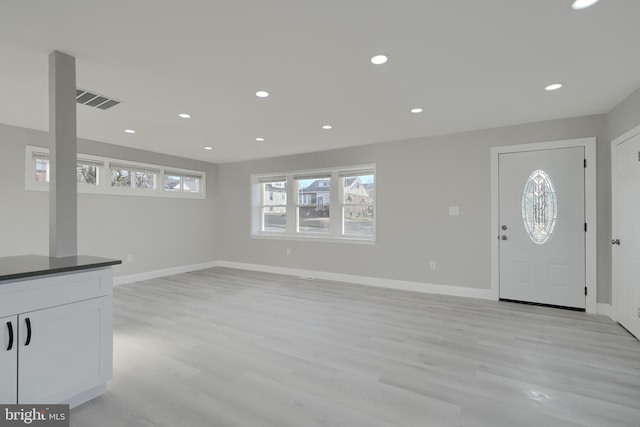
[[521, 169, 557, 244]]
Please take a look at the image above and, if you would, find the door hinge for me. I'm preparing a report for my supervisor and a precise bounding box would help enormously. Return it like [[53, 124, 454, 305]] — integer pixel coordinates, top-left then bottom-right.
[[584, 223, 587, 232], [584, 159, 587, 168], [585, 286, 588, 296]]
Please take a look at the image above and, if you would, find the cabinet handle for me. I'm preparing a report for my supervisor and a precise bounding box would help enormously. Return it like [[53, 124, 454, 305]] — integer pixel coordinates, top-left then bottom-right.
[[6, 321, 13, 351], [25, 318, 32, 346]]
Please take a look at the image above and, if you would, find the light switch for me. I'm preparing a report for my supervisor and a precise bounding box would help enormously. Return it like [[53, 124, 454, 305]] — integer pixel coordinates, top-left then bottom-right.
[[449, 206, 460, 216]]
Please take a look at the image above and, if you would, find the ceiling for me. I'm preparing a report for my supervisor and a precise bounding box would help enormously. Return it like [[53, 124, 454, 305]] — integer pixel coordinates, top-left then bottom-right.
[[1, 1, 639, 164]]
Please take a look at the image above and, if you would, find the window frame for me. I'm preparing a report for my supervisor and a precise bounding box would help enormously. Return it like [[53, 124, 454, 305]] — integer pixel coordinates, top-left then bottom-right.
[[25, 145, 206, 199], [251, 164, 376, 244], [258, 177, 288, 233]]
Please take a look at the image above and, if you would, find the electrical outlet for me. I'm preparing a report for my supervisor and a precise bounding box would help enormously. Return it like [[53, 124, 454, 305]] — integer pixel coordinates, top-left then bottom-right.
[[429, 261, 436, 270], [286, 248, 291, 256], [127, 254, 133, 263], [637, 307, 640, 318]]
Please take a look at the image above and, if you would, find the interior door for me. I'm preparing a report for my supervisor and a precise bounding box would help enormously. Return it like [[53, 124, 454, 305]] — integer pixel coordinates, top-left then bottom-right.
[[499, 147, 586, 308], [612, 133, 640, 339], [0, 315, 18, 404]]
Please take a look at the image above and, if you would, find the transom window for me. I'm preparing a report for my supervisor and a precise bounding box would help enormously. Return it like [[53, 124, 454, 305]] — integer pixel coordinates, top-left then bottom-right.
[[25, 146, 205, 199], [252, 165, 376, 242]]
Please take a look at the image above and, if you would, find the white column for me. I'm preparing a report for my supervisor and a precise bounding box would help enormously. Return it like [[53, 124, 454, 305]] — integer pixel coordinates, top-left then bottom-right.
[[49, 50, 77, 258]]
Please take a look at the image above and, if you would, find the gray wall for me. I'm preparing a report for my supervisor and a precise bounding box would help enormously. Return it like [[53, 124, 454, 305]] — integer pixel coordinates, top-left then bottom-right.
[[217, 115, 612, 302], [0, 122, 218, 277], [608, 88, 640, 141]]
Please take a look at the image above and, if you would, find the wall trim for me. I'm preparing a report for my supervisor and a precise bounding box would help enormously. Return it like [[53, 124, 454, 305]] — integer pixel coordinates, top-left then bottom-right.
[[113, 261, 219, 286], [216, 260, 495, 300], [597, 303, 612, 319]]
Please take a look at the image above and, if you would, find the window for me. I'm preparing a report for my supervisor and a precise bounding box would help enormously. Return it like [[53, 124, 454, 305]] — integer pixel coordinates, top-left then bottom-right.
[[32, 152, 102, 186], [110, 167, 131, 188], [252, 165, 375, 242], [110, 164, 159, 190], [34, 152, 50, 183], [25, 146, 205, 199], [296, 174, 331, 233], [77, 158, 102, 186], [341, 171, 375, 236], [259, 177, 287, 232], [164, 172, 202, 193]]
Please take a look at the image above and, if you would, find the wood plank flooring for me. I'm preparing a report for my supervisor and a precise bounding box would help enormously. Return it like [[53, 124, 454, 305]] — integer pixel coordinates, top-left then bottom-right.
[[71, 268, 640, 427]]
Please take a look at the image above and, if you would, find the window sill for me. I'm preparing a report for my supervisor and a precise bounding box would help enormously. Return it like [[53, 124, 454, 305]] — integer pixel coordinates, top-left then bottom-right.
[[251, 233, 376, 245]]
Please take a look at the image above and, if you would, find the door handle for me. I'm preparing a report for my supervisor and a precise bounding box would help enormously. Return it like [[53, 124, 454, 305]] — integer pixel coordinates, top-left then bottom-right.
[[6, 321, 13, 351], [611, 239, 620, 246], [25, 318, 32, 346]]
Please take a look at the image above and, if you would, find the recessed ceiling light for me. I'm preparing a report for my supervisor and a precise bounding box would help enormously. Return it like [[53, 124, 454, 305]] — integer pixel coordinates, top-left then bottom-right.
[[371, 54, 388, 65], [411, 108, 423, 114], [256, 90, 269, 98], [178, 113, 191, 119], [572, 0, 600, 10], [256, 137, 265, 142], [545, 83, 563, 91], [322, 125, 332, 130], [124, 129, 136, 134], [204, 146, 213, 150]]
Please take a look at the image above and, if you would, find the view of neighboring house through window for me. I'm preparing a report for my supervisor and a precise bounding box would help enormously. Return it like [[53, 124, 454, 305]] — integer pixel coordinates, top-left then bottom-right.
[[296, 174, 331, 233], [260, 177, 287, 232], [34, 152, 49, 183], [252, 165, 375, 241], [341, 171, 375, 236]]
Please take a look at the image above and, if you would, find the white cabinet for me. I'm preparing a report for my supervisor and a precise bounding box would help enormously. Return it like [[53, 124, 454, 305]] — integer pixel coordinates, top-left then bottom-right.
[[0, 268, 113, 407], [0, 315, 18, 404], [18, 297, 112, 404]]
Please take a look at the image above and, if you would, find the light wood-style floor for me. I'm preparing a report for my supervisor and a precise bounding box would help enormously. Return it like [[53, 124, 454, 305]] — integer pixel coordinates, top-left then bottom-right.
[[71, 267, 640, 427]]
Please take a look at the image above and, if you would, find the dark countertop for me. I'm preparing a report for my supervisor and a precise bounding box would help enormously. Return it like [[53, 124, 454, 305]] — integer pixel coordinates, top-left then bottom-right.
[[0, 255, 122, 282]]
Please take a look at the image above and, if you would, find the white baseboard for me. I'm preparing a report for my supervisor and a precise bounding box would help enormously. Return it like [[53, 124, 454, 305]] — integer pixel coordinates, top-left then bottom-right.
[[216, 260, 495, 300], [113, 261, 219, 286], [597, 303, 613, 318]]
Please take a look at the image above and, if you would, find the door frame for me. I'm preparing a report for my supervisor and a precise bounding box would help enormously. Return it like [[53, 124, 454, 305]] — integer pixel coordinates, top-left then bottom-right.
[[490, 137, 597, 313], [611, 124, 640, 324]]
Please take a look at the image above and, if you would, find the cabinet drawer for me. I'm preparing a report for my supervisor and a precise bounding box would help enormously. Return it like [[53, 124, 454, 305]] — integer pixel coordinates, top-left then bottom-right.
[[0, 268, 112, 318]]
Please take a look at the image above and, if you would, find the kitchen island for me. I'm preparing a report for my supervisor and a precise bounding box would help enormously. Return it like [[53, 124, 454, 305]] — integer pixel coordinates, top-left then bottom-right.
[[0, 255, 121, 407]]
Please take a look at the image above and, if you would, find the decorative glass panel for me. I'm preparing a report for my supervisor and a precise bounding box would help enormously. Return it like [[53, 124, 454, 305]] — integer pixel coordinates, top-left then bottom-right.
[[522, 170, 557, 245]]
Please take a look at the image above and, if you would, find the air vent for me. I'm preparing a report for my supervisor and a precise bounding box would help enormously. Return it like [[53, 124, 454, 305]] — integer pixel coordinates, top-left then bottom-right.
[[76, 89, 120, 110]]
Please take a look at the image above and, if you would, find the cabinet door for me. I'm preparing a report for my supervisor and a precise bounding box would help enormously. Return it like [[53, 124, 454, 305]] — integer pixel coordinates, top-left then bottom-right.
[[18, 297, 112, 404], [0, 315, 18, 404]]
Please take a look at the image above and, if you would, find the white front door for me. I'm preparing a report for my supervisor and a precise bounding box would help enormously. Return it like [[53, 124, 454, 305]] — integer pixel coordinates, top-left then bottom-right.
[[499, 147, 586, 308], [612, 132, 640, 339]]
